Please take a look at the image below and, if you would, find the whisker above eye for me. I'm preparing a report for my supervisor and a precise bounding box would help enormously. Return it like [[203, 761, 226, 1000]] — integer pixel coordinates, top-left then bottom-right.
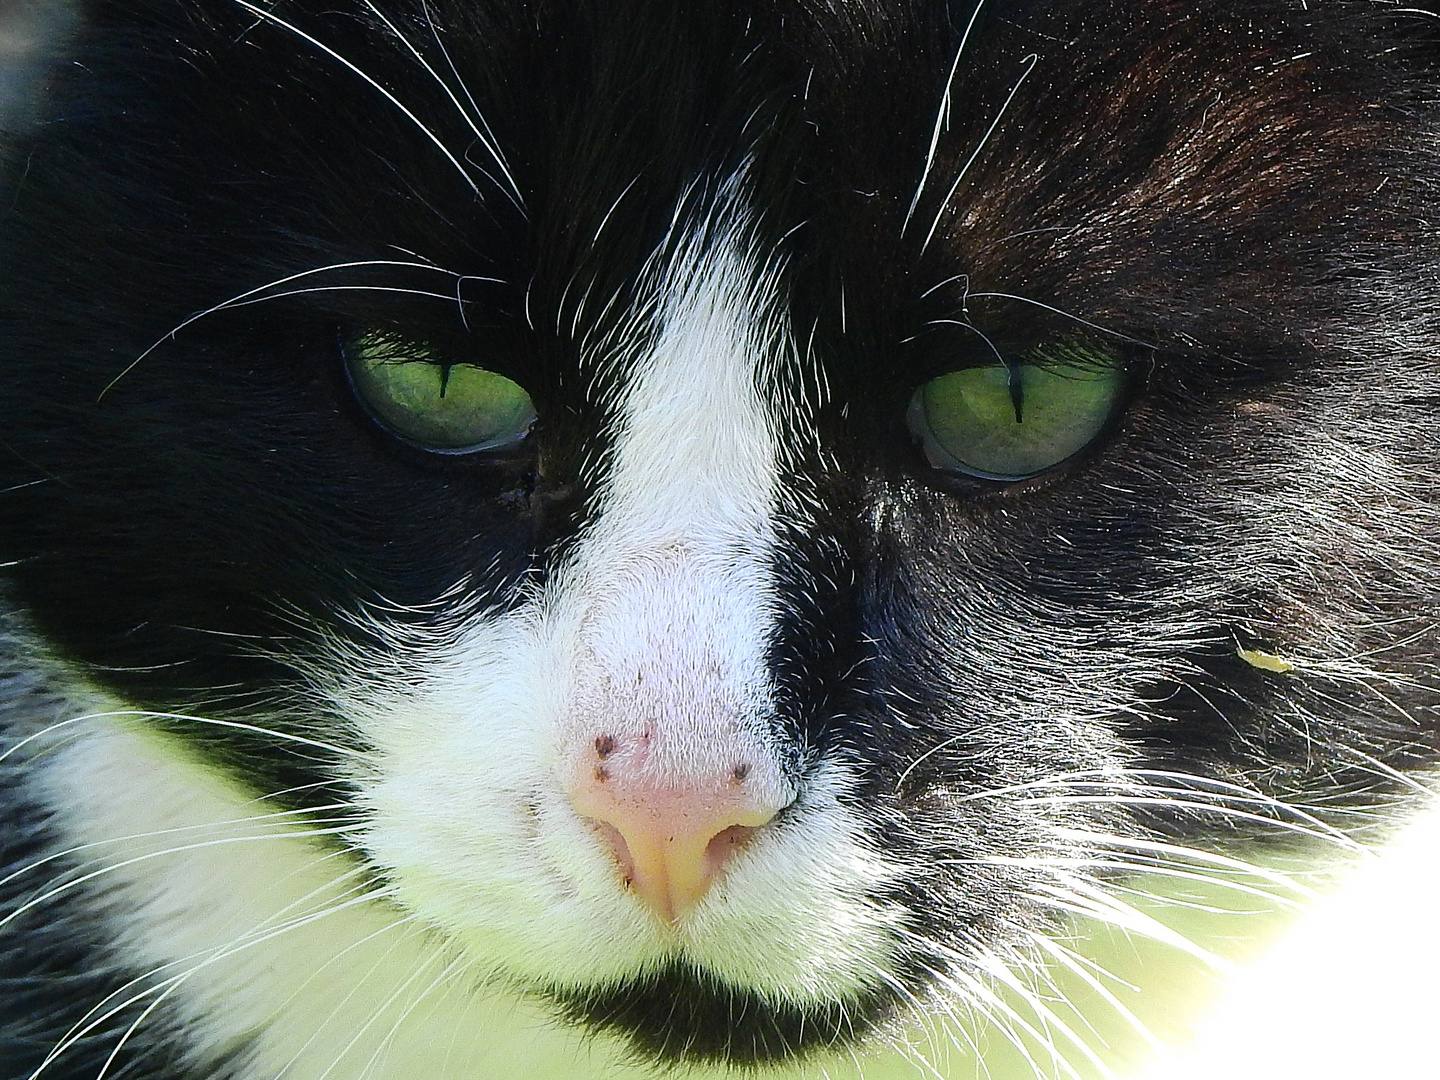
[[100, 260, 475, 399], [361, 0, 525, 213], [228, 1, 482, 197], [960, 292, 1158, 349], [903, 0, 993, 237], [920, 52, 1039, 257]]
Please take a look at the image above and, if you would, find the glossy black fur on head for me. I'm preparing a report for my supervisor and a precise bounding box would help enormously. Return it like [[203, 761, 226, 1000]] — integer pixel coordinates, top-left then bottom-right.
[[2, 0, 1440, 1073]]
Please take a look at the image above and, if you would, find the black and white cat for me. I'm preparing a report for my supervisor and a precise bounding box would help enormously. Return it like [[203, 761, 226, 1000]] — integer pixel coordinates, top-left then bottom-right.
[[2, 1, 1438, 1078]]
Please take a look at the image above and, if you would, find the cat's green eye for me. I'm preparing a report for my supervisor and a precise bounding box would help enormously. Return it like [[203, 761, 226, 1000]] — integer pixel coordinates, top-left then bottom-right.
[[344, 331, 536, 453], [908, 349, 1126, 481]]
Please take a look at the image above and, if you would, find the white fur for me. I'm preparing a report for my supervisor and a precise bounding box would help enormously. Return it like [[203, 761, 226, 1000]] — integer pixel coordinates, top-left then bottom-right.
[[34, 716, 643, 1080]]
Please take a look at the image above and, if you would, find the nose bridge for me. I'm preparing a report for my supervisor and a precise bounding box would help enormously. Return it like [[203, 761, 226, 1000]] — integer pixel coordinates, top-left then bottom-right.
[[567, 550, 782, 780], [562, 230, 786, 783], [552, 211, 798, 920]]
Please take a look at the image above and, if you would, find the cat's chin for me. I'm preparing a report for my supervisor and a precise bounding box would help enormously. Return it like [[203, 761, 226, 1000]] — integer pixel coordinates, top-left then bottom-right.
[[374, 810, 912, 1067], [366, 767, 917, 1065], [539, 960, 901, 1067]]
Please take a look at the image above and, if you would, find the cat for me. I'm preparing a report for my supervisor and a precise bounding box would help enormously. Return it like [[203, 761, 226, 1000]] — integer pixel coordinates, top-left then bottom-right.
[[1, 1, 1438, 1078]]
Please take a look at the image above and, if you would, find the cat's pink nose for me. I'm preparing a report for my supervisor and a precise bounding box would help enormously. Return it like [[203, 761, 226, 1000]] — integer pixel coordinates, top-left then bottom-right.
[[568, 734, 786, 923]]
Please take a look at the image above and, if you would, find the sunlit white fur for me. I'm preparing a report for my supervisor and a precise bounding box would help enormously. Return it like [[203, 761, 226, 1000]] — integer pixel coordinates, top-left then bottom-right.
[[32, 713, 650, 1080], [1127, 795, 1440, 1080]]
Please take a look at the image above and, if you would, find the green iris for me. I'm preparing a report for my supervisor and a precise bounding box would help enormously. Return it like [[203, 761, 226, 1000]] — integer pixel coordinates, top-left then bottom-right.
[[345, 331, 536, 453], [908, 347, 1125, 480]]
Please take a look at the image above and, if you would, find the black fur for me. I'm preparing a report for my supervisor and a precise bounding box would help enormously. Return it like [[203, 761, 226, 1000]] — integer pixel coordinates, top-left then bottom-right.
[[2, 0, 1439, 1075]]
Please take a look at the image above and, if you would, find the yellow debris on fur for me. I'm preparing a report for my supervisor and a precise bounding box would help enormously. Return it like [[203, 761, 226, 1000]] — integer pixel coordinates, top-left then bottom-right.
[[1236, 646, 1295, 674]]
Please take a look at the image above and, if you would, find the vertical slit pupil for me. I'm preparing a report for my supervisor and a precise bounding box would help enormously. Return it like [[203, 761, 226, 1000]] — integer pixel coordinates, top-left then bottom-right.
[[1006, 363, 1025, 424]]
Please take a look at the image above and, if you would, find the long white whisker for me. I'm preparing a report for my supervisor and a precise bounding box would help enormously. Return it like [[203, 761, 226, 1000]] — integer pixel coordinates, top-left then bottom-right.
[[1028, 932, 1160, 1050], [0, 715, 101, 765], [1026, 877, 1235, 974], [91, 879, 389, 1080], [54, 857, 375, 1044], [1029, 782, 1356, 822], [1337, 744, 1437, 796], [106, 708, 361, 758], [228, 1, 480, 196], [30, 880, 390, 1080], [0, 825, 362, 935], [314, 944, 452, 1080], [420, 0, 524, 209], [903, 0, 991, 236], [961, 289, 1152, 348], [592, 170, 646, 252], [921, 52, 1038, 255], [951, 767, 1371, 846], [983, 945, 1118, 1080], [272, 916, 440, 1077], [100, 260, 465, 398], [895, 734, 968, 793], [453, 273, 505, 331], [925, 317, 1006, 364], [963, 290, 1158, 347], [892, 923, 1106, 1079], [357, 953, 470, 1080], [183, 283, 475, 310], [923, 959, 1087, 1080], [361, 0, 524, 213], [1039, 795, 1364, 851], [960, 849, 1313, 908], [0, 803, 356, 893]]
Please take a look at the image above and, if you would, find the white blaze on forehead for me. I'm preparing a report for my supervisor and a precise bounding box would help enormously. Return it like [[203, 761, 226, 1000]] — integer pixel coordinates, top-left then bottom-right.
[[549, 212, 795, 794], [588, 226, 782, 541]]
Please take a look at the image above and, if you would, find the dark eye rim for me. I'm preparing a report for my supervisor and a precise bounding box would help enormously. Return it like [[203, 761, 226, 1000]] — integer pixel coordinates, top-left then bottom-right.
[[338, 328, 540, 457]]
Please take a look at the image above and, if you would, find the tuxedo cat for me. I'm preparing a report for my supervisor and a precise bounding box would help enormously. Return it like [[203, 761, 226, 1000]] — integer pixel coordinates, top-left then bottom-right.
[[2, 1, 1438, 1078]]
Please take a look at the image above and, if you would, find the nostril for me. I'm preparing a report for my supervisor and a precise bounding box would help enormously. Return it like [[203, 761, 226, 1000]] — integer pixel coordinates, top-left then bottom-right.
[[704, 823, 757, 877], [588, 818, 636, 887], [588, 819, 755, 894], [582, 812, 764, 922], [569, 776, 783, 921]]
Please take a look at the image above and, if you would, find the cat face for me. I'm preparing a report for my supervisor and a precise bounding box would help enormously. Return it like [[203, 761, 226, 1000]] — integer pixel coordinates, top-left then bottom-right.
[[1, 0, 1438, 1072]]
